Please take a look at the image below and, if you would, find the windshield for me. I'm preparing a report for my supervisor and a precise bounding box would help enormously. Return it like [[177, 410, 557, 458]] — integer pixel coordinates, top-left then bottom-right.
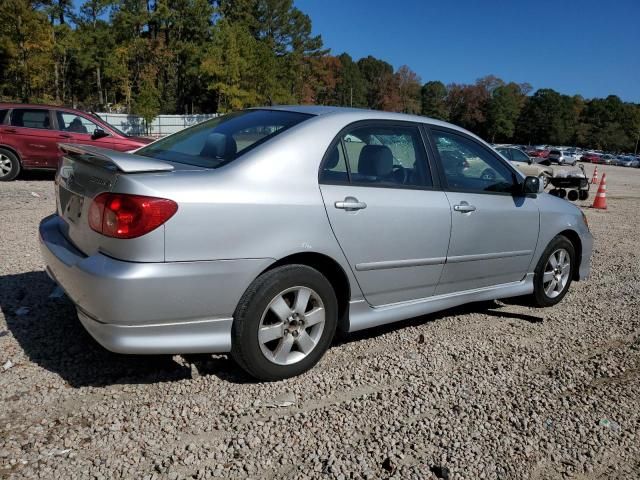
[[136, 109, 312, 168]]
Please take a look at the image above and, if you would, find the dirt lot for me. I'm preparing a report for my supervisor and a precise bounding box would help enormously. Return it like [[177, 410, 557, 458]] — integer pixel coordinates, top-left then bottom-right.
[[1, 166, 639, 480]]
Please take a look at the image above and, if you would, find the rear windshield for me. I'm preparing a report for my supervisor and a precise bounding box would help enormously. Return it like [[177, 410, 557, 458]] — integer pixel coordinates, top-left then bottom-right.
[[137, 109, 312, 168]]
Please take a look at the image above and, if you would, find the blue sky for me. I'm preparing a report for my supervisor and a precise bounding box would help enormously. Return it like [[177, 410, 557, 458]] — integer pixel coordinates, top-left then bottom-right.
[[297, 0, 640, 102]]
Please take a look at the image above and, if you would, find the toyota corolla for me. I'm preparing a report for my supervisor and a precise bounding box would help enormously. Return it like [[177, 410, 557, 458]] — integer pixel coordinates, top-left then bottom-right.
[[39, 106, 593, 380]]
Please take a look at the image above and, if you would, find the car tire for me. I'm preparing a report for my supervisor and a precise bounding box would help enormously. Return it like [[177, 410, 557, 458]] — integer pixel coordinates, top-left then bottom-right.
[[531, 235, 575, 307], [0, 149, 21, 181], [231, 264, 338, 381], [538, 174, 548, 189]]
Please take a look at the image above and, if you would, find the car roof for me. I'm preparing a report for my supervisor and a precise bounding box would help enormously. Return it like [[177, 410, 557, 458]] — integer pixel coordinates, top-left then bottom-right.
[[258, 105, 479, 140], [0, 103, 94, 115]]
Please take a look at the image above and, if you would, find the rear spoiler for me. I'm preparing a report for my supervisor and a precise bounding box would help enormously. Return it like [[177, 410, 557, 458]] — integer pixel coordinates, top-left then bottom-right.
[[59, 143, 174, 173]]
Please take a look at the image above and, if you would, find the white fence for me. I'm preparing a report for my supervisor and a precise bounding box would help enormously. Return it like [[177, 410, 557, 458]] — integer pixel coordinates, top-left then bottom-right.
[[96, 113, 218, 138]]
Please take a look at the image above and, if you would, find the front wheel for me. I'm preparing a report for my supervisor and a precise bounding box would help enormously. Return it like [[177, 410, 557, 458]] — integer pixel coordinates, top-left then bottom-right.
[[531, 235, 575, 307], [538, 174, 549, 189], [231, 265, 338, 381]]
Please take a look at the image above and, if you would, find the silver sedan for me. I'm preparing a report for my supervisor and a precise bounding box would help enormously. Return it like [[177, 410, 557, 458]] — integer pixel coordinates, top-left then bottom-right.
[[39, 106, 593, 380]]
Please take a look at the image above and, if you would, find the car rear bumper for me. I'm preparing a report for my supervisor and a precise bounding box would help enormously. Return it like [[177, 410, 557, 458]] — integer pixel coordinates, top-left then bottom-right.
[[76, 309, 234, 354], [39, 214, 273, 354]]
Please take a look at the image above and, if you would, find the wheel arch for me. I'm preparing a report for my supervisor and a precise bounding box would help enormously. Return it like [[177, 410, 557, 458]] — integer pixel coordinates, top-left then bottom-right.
[[0, 144, 22, 162], [558, 229, 582, 280], [259, 252, 351, 334]]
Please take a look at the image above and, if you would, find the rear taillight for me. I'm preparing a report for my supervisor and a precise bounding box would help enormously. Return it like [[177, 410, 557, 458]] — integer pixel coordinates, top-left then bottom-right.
[[88, 193, 178, 239]]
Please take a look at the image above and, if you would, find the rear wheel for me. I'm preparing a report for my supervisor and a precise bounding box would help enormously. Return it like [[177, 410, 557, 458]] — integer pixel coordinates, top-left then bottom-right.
[[531, 235, 575, 307], [0, 149, 20, 181], [231, 265, 338, 381]]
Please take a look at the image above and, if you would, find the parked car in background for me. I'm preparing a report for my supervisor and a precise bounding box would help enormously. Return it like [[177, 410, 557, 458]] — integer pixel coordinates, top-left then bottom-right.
[[548, 149, 577, 166], [0, 103, 153, 181], [495, 146, 553, 188], [563, 150, 582, 164], [618, 156, 639, 167], [580, 152, 601, 163], [528, 147, 550, 161], [39, 106, 592, 380], [597, 154, 616, 165]]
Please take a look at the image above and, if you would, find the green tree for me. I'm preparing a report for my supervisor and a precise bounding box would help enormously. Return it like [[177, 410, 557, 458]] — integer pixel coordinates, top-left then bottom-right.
[[421, 80, 448, 120], [75, 0, 117, 108], [357, 55, 394, 110], [202, 20, 260, 111], [516, 89, 577, 145], [0, 0, 54, 102], [335, 53, 366, 107], [486, 83, 525, 143], [396, 65, 421, 114], [133, 71, 160, 129]]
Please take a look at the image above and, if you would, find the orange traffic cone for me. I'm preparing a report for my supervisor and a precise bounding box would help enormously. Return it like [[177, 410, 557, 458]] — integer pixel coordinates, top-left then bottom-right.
[[590, 166, 599, 184], [591, 174, 607, 210]]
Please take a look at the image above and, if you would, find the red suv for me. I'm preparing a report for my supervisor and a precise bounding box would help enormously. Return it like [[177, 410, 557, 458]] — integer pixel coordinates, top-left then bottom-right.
[[0, 104, 153, 181]]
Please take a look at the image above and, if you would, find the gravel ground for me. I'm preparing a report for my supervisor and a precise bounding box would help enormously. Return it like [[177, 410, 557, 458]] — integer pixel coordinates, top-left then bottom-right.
[[1, 166, 639, 480]]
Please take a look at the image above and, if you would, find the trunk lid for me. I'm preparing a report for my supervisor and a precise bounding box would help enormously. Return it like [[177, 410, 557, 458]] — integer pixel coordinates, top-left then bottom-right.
[[55, 144, 176, 259]]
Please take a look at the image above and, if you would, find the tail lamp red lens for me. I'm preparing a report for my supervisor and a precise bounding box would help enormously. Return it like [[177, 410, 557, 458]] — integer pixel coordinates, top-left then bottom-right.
[[88, 193, 178, 239]]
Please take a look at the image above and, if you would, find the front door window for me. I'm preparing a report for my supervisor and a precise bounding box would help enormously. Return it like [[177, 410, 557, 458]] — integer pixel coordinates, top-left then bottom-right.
[[432, 131, 515, 193]]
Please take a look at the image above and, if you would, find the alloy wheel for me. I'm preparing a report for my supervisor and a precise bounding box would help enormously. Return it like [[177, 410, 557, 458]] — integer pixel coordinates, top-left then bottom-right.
[[258, 286, 325, 365], [0, 154, 12, 177], [543, 248, 571, 298]]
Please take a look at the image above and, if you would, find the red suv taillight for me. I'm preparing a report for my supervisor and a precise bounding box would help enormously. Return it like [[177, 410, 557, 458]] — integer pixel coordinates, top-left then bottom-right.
[[88, 193, 178, 239]]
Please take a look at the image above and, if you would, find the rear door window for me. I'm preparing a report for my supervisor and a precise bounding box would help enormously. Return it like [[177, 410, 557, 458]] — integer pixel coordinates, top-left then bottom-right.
[[321, 123, 432, 188], [320, 143, 349, 183], [10, 109, 51, 129]]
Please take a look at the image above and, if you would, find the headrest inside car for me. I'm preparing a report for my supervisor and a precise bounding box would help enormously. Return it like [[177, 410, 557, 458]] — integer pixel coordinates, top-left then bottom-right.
[[358, 145, 393, 177], [200, 133, 238, 159]]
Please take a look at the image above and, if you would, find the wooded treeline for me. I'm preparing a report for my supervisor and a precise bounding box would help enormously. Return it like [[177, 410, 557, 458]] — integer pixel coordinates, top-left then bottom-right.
[[1, 0, 639, 151]]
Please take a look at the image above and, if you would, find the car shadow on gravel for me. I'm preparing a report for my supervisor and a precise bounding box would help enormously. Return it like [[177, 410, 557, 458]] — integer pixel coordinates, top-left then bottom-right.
[[17, 170, 56, 181], [1, 271, 542, 387], [1, 271, 252, 388]]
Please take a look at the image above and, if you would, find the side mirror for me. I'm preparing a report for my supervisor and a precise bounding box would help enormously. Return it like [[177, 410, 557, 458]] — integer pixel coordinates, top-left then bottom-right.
[[92, 128, 109, 140], [522, 176, 540, 194]]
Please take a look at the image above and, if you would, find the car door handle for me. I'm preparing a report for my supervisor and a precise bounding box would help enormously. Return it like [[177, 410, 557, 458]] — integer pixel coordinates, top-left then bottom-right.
[[453, 202, 476, 213], [1, 128, 17, 134], [335, 197, 367, 211], [58, 133, 72, 139]]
